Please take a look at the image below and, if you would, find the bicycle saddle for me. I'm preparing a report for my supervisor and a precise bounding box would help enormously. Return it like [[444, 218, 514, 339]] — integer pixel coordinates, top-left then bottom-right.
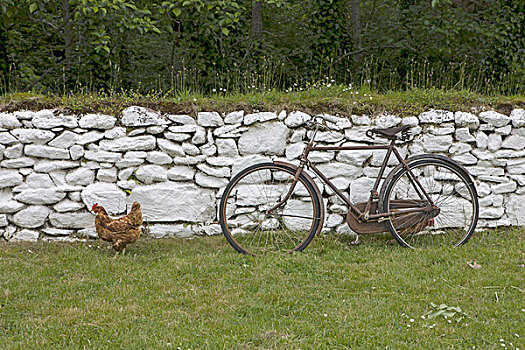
[[366, 125, 411, 140]]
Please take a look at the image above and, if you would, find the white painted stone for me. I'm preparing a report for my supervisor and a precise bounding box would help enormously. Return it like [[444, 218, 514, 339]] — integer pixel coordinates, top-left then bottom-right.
[[66, 167, 95, 186], [200, 144, 216, 157], [81, 182, 127, 215], [135, 165, 168, 184], [231, 155, 272, 177], [477, 182, 491, 197], [4, 144, 23, 158], [428, 123, 455, 136], [11, 129, 55, 144], [32, 110, 78, 129], [284, 111, 311, 127], [0, 169, 23, 188], [244, 112, 277, 125], [0, 113, 22, 128], [172, 155, 206, 166], [502, 134, 525, 150], [70, 145, 84, 160], [487, 133, 502, 152], [85, 150, 121, 163], [374, 114, 402, 128], [195, 172, 229, 188], [10, 229, 40, 241], [322, 115, 352, 130], [316, 162, 362, 179], [148, 224, 204, 238], [76, 130, 104, 145], [309, 151, 334, 163], [48, 131, 78, 149], [157, 138, 185, 157], [479, 111, 510, 128], [401, 116, 419, 127], [449, 143, 472, 155], [510, 108, 525, 128], [43, 228, 75, 236], [165, 132, 191, 142], [34, 160, 78, 173], [278, 110, 287, 120], [147, 125, 168, 134], [167, 166, 195, 181], [53, 199, 84, 213], [286, 143, 306, 160], [507, 159, 525, 174], [1, 157, 35, 168], [197, 112, 224, 127], [96, 167, 117, 182], [290, 129, 306, 143], [350, 177, 375, 203], [491, 180, 517, 194], [455, 112, 479, 130], [166, 114, 195, 125], [182, 142, 200, 156], [344, 126, 378, 143], [216, 138, 239, 157], [25, 145, 70, 159], [146, 151, 172, 165], [128, 182, 215, 222], [351, 115, 371, 126], [506, 194, 525, 225], [15, 189, 66, 205], [224, 111, 244, 124], [127, 128, 145, 137], [475, 132, 488, 149], [418, 110, 454, 124], [0, 196, 23, 214], [168, 125, 197, 133], [206, 157, 234, 167], [0, 214, 7, 227], [103, 127, 125, 140], [0, 132, 18, 145], [495, 125, 512, 135], [479, 206, 504, 219], [326, 213, 344, 228], [191, 126, 206, 145], [452, 153, 477, 165], [419, 135, 453, 152], [455, 128, 476, 142], [99, 135, 156, 152], [49, 211, 94, 229], [238, 122, 288, 155], [79, 114, 116, 129], [314, 131, 344, 143], [12, 205, 50, 228], [197, 163, 230, 178], [336, 142, 373, 165], [26, 173, 54, 188], [122, 106, 167, 126]]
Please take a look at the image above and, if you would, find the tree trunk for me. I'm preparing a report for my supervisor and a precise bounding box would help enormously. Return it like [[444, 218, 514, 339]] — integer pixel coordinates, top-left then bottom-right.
[[351, 0, 362, 60], [252, 1, 263, 37]]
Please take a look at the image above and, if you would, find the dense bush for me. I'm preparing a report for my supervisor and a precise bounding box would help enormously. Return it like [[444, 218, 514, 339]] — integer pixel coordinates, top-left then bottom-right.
[[1, 0, 523, 95]]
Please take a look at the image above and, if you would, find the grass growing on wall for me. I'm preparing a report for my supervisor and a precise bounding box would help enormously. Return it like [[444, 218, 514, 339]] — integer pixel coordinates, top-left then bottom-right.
[[0, 228, 523, 349], [1, 86, 524, 118]]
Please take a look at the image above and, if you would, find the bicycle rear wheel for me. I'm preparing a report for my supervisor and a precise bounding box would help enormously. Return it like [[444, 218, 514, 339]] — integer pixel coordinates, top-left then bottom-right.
[[219, 163, 322, 255], [381, 157, 479, 248]]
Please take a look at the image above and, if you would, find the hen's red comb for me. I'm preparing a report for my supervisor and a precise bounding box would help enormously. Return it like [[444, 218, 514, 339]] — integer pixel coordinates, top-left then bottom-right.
[[91, 203, 98, 211]]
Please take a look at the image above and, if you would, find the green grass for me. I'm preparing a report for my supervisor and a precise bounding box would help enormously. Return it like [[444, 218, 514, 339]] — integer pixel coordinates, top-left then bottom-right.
[[1, 229, 523, 349], [1, 87, 524, 118]]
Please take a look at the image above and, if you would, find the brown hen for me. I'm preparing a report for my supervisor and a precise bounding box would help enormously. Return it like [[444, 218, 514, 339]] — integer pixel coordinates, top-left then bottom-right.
[[91, 202, 142, 256]]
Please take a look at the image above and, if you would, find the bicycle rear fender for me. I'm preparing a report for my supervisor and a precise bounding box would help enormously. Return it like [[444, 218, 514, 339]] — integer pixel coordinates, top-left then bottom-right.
[[377, 154, 477, 209], [273, 160, 326, 235]]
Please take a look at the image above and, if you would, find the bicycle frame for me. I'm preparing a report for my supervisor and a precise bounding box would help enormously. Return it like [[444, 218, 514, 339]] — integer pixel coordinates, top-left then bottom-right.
[[269, 125, 436, 225]]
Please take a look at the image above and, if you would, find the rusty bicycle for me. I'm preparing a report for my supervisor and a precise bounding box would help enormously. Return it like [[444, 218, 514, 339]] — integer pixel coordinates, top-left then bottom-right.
[[219, 115, 479, 255]]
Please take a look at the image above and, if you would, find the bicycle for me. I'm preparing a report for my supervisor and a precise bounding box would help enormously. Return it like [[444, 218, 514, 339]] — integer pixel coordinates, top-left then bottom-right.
[[219, 115, 479, 255]]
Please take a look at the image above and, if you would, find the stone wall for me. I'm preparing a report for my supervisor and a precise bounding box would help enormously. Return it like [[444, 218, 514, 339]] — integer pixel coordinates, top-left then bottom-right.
[[0, 106, 524, 242]]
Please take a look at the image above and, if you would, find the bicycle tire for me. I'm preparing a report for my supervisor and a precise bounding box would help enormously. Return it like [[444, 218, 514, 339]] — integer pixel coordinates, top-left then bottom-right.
[[381, 156, 479, 248], [219, 162, 322, 255]]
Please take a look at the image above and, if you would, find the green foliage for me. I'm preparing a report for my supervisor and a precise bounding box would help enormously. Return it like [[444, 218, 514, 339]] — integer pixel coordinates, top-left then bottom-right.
[[0, 0, 523, 96]]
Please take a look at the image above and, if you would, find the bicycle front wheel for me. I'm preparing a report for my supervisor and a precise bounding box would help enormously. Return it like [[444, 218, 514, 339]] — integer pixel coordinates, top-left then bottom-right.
[[219, 163, 322, 255], [382, 157, 479, 248]]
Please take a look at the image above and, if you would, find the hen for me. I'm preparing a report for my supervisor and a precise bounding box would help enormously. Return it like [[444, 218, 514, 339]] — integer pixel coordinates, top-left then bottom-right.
[[91, 202, 142, 256]]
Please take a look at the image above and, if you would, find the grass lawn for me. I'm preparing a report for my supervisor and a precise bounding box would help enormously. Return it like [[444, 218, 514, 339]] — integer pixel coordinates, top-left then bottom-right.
[[0, 229, 523, 349]]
